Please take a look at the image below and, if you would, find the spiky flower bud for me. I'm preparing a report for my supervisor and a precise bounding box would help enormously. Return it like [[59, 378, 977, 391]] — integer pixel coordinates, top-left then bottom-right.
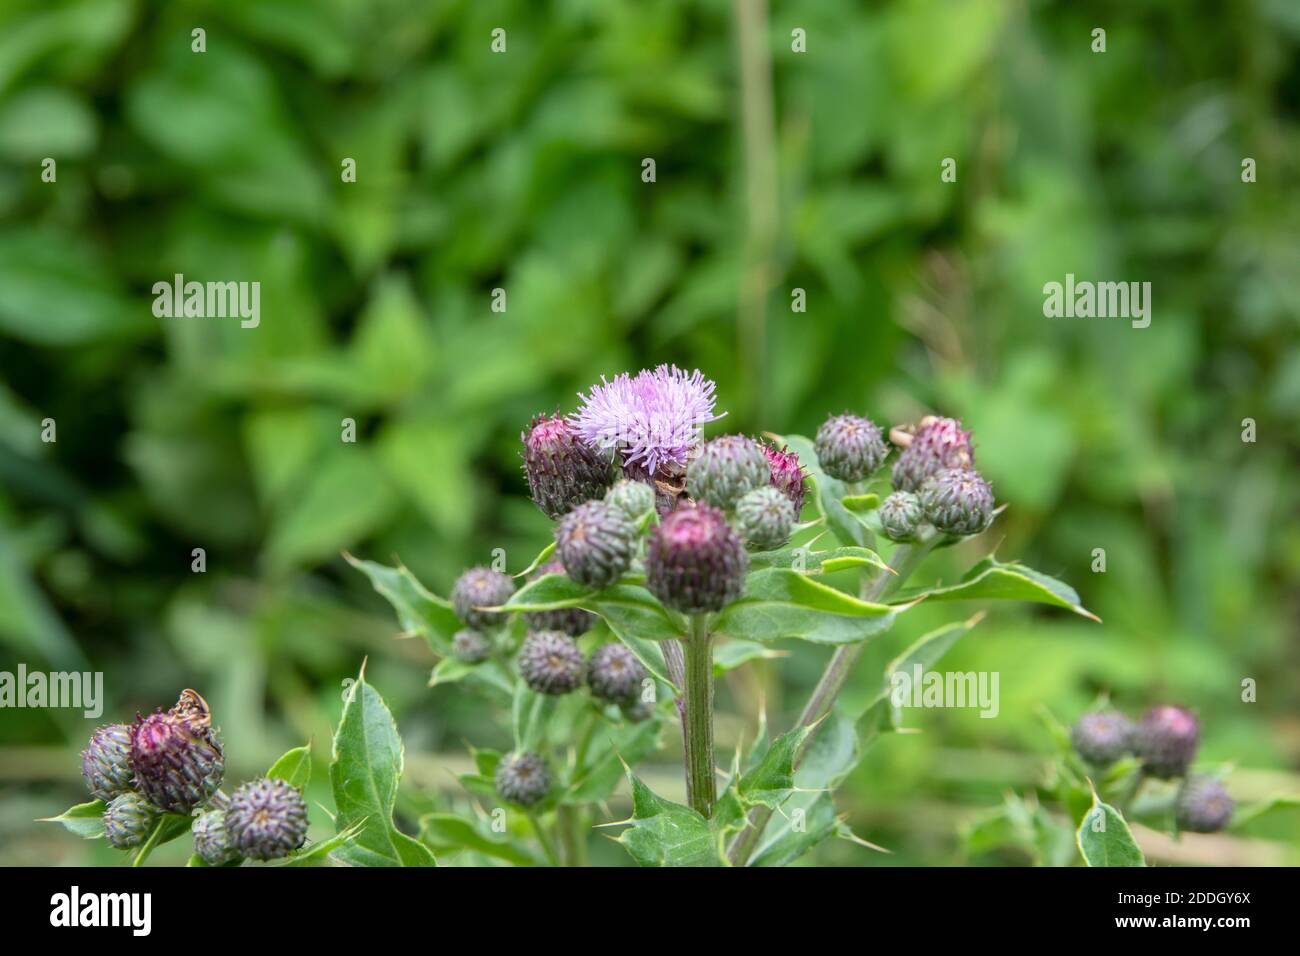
[[451, 566, 514, 630], [688, 435, 769, 510], [815, 414, 888, 482], [518, 630, 586, 695], [521, 413, 614, 519], [1070, 711, 1135, 766], [761, 442, 807, 516], [192, 809, 239, 865], [1176, 776, 1234, 833], [918, 468, 994, 536], [555, 500, 635, 588], [495, 752, 550, 807], [225, 778, 308, 860], [452, 629, 491, 664], [130, 690, 224, 813], [646, 503, 747, 614], [604, 479, 656, 521], [523, 560, 596, 636], [103, 791, 158, 849], [878, 491, 925, 542], [81, 723, 135, 801], [735, 486, 795, 551], [588, 643, 648, 705], [1135, 705, 1199, 779], [891, 416, 975, 493]]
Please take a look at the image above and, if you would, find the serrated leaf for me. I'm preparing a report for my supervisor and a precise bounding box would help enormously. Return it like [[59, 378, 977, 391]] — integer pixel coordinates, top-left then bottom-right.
[[894, 557, 1099, 621], [616, 772, 722, 867], [715, 567, 899, 645], [38, 800, 106, 839], [267, 743, 311, 789], [737, 725, 812, 810], [749, 790, 841, 867], [1077, 793, 1145, 867], [345, 553, 461, 654]]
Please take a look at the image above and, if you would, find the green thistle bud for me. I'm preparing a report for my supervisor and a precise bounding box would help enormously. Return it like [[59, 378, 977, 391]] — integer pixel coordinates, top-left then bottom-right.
[[878, 491, 925, 542], [451, 629, 491, 663], [103, 791, 158, 850], [555, 500, 636, 588], [521, 413, 614, 519], [1176, 776, 1234, 833], [1135, 705, 1199, 779], [495, 752, 550, 807], [451, 566, 514, 631], [604, 479, 656, 522], [815, 414, 888, 482], [192, 809, 239, 865], [646, 503, 748, 614], [918, 468, 994, 536], [518, 630, 586, 695], [523, 559, 596, 636], [81, 723, 135, 801], [588, 643, 648, 705], [1070, 711, 1135, 766], [891, 416, 975, 492], [225, 778, 309, 860], [688, 435, 769, 510], [130, 690, 224, 813], [734, 486, 795, 550]]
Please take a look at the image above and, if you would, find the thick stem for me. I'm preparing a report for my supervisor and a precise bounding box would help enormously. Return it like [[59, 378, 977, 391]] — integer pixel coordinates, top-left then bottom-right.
[[556, 804, 587, 867], [683, 615, 717, 817]]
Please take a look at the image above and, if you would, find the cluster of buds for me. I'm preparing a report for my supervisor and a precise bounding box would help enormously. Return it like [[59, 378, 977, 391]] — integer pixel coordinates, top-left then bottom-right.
[[1070, 705, 1232, 833]]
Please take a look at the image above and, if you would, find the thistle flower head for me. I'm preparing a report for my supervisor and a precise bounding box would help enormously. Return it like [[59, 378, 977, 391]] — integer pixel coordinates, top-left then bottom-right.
[[81, 722, 135, 801], [192, 808, 238, 865], [130, 690, 224, 813], [555, 500, 636, 588], [761, 442, 807, 516], [588, 643, 648, 705], [523, 559, 597, 636], [688, 435, 770, 510], [451, 566, 515, 631], [892, 416, 975, 493], [572, 365, 724, 477], [495, 752, 551, 807], [918, 468, 994, 536], [103, 791, 158, 850], [878, 491, 925, 542], [521, 413, 614, 518], [734, 486, 796, 551], [225, 778, 309, 860], [451, 629, 491, 664], [646, 503, 748, 613], [1135, 705, 1199, 778], [1070, 711, 1135, 766], [518, 630, 586, 695], [815, 414, 888, 482], [1176, 775, 1234, 833]]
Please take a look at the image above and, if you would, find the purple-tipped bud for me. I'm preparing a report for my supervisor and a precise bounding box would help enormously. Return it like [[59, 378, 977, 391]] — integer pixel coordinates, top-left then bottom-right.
[[735, 486, 795, 551], [451, 566, 514, 630], [192, 808, 238, 865], [878, 491, 925, 542], [225, 778, 308, 860], [918, 468, 994, 536], [815, 414, 888, 482], [1176, 776, 1234, 833], [81, 723, 135, 801], [646, 503, 748, 614], [523, 559, 597, 636], [891, 416, 975, 493], [761, 443, 807, 516], [130, 690, 224, 813], [495, 752, 550, 807], [103, 791, 158, 850], [1135, 706, 1199, 778], [588, 643, 648, 705], [555, 500, 636, 588], [1070, 711, 1135, 766], [451, 629, 491, 664], [688, 435, 770, 510], [521, 413, 614, 519], [604, 479, 656, 522], [518, 630, 586, 695]]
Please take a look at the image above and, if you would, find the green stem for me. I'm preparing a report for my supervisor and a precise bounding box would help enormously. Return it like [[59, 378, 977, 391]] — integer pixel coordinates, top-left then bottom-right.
[[131, 816, 169, 868], [556, 804, 587, 867], [527, 811, 560, 867], [1118, 769, 1146, 817], [683, 615, 717, 817]]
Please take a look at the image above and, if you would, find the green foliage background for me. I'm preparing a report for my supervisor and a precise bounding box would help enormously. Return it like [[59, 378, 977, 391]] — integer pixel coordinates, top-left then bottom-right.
[[1, 0, 1297, 864]]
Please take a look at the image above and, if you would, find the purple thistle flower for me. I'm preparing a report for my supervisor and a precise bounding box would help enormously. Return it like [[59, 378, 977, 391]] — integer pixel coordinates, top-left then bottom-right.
[[571, 365, 724, 477]]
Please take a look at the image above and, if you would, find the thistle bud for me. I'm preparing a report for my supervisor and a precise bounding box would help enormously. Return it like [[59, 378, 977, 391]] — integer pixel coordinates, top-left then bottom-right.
[[1135, 705, 1199, 779], [1070, 711, 1135, 766], [495, 751, 550, 807], [522, 560, 597, 636], [130, 690, 224, 813], [688, 435, 770, 510], [521, 413, 614, 519], [815, 414, 888, 482], [918, 468, 994, 536], [646, 503, 747, 614], [451, 629, 491, 664], [225, 778, 309, 860], [1176, 776, 1234, 833], [451, 566, 514, 631], [761, 442, 807, 516], [81, 723, 135, 801], [604, 479, 656, 522], [555, 500, 636, 588], [588, 643, 648, 705], [734, 486, 795, 551], [103, 792, 158, 850], [192, 809, 239, 865], [518, 630, 586, 695], [891, 416, 975, 493], [878, 491, 925, 542]]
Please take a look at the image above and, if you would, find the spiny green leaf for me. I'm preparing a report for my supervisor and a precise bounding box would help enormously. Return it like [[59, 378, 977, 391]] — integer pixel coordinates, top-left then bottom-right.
[[894, 557, 1099, 621], [267, 743, 311, 789], [345, 553, 461, 653], [1077, 792, 1145, 867], [715, 567, 899, 645]]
